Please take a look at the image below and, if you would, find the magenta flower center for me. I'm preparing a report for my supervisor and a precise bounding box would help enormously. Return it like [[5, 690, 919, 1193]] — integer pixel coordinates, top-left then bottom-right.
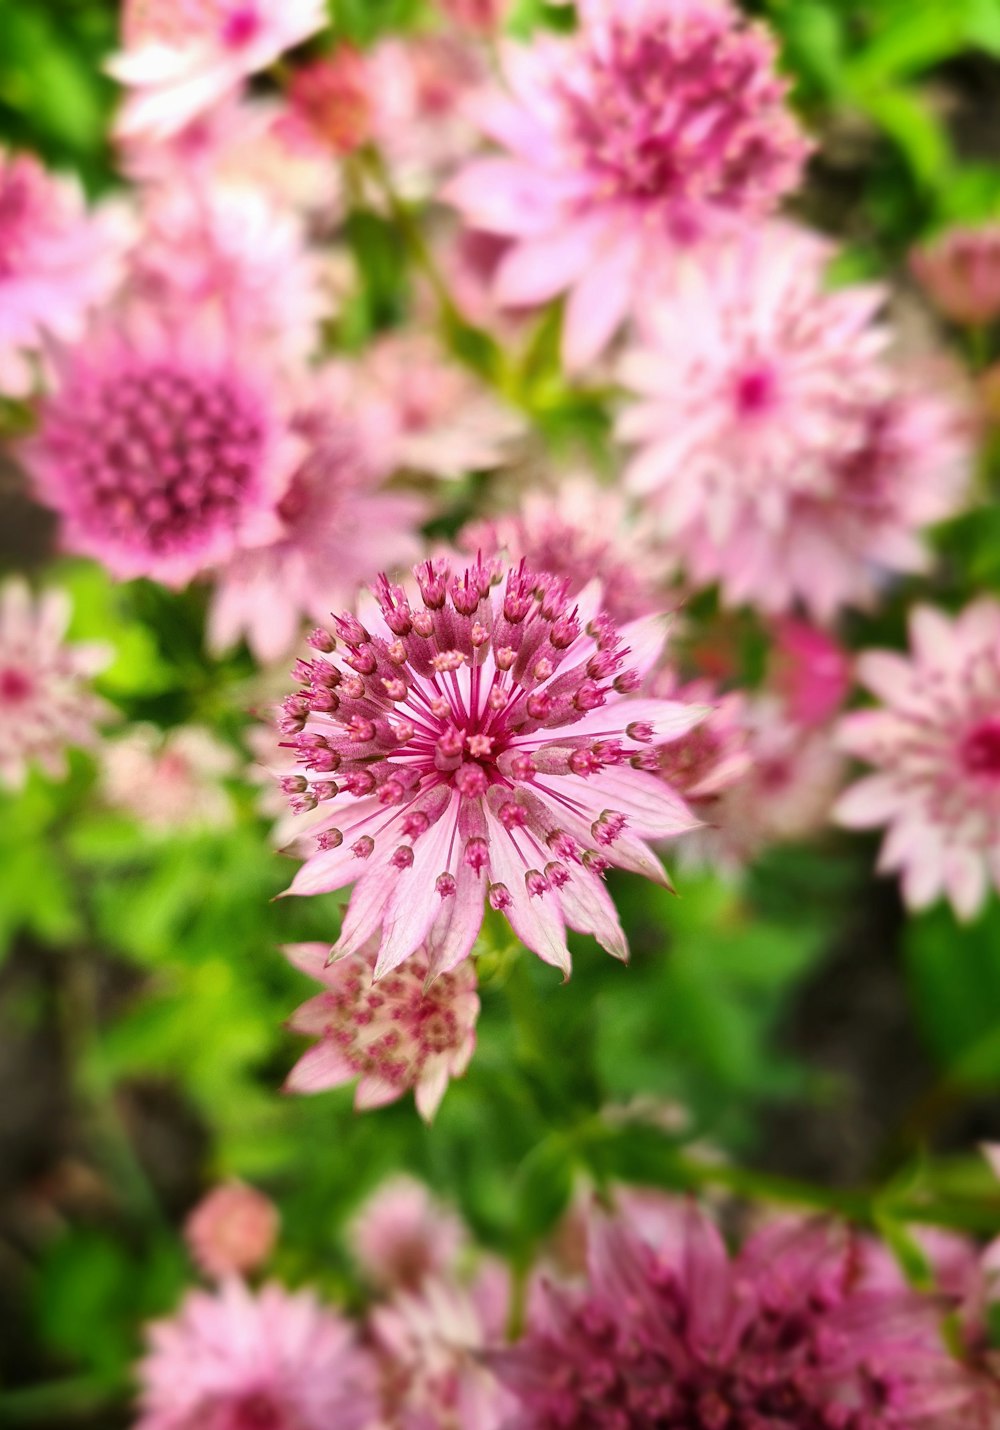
[[0, 666, 33, 704], [733, 363, 778, 417], [221, 4, 261, 47], [43, 360, 266, 558], [0, 160, 42, 280], [222, 1391, 287, 1430], [961, 719, 1000, 779]]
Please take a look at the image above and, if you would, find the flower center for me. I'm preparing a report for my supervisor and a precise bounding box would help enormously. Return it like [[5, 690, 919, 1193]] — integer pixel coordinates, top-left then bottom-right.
[[961, 719, 1000, 779], [733, 364, 778, 417], [220, 1391, 287, 1430], [0, 667, 32, 704], [221, 4, 261, 47]]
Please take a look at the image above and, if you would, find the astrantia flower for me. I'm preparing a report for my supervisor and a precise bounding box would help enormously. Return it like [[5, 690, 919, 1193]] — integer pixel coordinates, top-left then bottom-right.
[[30, 327, 298, 587], [283, 941, 479, 1121], [0, 151, 128, 398], [101, 724, 236, 832], [136, 1279, 375, 1430], [911, 225, 1000, 326], [772, 618, 851, 728], [0, 580, 111, 789], [836, 600, 1000, 920], [460, 480, 673, 626], [184, 1181, 279, 1280], [650, 677, 750, 807], [492, 1201, 975, 1428], [287, 47, 375, 155], [109, 0, 327, 142], [620, 228, 971, 617], [209, 383, 426, 662], [445, 0, 810, 368], [348, 1176, 465, 1292], [279, 557, 704, 977]]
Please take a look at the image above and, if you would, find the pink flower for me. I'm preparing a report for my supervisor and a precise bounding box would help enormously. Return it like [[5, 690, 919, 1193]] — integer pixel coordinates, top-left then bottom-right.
[[445, 0, 810, 369], [911, 225, 1000, 326], [620, 227, 971, 618], [835, 600, 1000, 920], [460, 480, 674, 626], [287, 47, 375, 155], [0, 580, 111, 789], [347, 1176, 465, 1292], [109, 0, 327, 142], [136, 1278, 376, 1430], [0, 151, 128, 398], [30, 325, 299, 588], [435, 0, 507, 31], [650, 677, 751, 806], [283, 941, 479, 1121], [209, 380, 426, 663], [279, 556, 705, 977], [184, 1181, 280, 1280], [772, 618, 852, 728], [101, 724, 237, 831], [492, 1201, 976, 1428]]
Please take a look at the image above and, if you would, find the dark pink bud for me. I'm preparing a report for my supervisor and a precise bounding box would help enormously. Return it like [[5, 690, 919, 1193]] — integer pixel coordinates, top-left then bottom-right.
[[614, 669, 641, 694], [525, 869, 549, 897], [465, 836, 489, 874], [510, 752, 537, 781], [498, 800, 526, 829], [574, 681, 604, 712], [627, 720, 654, 743], [569, 748, 601, 776], [488, 881, 512, 910], [317, 828, 343, 850], [544, 860, 571, 889], [345, 770, 377, 795], [455, 763, 488, 797], [436, 872, 457, 898], [307, 627, 336, 653], [352, 835, 375, 859], [402, 810, 430, 838], [391, 845, 414, 870], [527, 691, 552, 720]]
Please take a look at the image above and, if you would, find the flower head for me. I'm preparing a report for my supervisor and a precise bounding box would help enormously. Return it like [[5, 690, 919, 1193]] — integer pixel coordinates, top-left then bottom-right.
[[620, 227, 971, 617], [287, 47, 375, 155], [110, 0, 328, 141], [0, 580, 111, 789], [0, 151, 127, 397], [283, 941, 479, 1121], [101, 724, 236, 832], [279, 556, 704, 977], [911, 225, 1000, 326], [136, 1279, 375, 1430], [31, 327, 297, 587], [446, 0, 810, 368], [836, 600, 1000, 921], [184, 1181, 280, 1280], [772, 618, 852, 728], [493, 1201, 975, 1428], [348, 1176, 466, 1292]]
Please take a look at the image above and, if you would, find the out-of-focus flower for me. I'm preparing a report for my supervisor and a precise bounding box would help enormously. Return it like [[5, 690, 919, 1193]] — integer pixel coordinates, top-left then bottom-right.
[[620, 228, 971, 618], [836, 600, 1000, 921], [128, 184, 325, 370], [109, 0, 327, 142], [30, 325, 299, 588], [460, 480, 674, 626], [427, 225, 522, 338], [771, 618, 852, 728], [372, 1261, 514, 1429], [184, 1181, 280, 1280], [492, 1200, 976, 1427], [283, 942, 480, 1121], [280, 557, 705, 977], [911, 225, 1000, 326], [357, 334, 523, 479], [347, 1176, 465, 1292], [0, 580, 111, 789], [446, 0, 810, 369], [287, 47, 375, 155], [136, 1278, 376, 1430], [209, 378, 426, 663], [436, 0, 507, 30], [651, 677, 751, 807], [0, 151, 128, 398], [101, 724, 237, 832]]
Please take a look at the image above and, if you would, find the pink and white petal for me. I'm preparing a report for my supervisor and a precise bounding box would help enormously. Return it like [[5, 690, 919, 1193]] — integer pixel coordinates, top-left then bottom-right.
[[561, 230, 640, 371], [560, 765, 699, 840], [284, 803, 386, 896], [285, 1041, 356, 1094], [855, 650, 914, 703], [833, 775, 902, 830], [354, 1074, 405, 1112], [944, 847, 988, 922], [495, 220, 604, 306], [557, 866, 629, 962], [443, 158, 568, 237], [286, 992, 337, 1036], [282, 942, 334, 980], [333, 852, 398, 959], [425, 860, 486, 980], [485, 813, 571, 975], [375, 797, 461, 979], [901, 848, 946, 911], [414, 1060, 451, 1123]]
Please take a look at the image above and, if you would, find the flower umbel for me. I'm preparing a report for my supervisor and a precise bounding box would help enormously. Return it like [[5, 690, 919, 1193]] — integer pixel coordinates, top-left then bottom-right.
[[280, 557, 703, 977]]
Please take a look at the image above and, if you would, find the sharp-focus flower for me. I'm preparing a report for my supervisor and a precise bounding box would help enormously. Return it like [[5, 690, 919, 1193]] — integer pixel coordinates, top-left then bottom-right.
[[0, 580, 111, 789], [619, 228, 971, 618], [30, 326, 299, 588], [836, 600, 1000, 921], [492, 1201, 975, 1428], [279, 556, 704, 977], [911, 225, 1000, 326], [0, 151, 128, 398], [460, 480, 673, 626], [283, 941, 479, 1121], [136, 1278, 375, 1430], [446, 0, 810, 369], [101, 724, 237, 832], [109, 0, 327, 142], [184, 1181, 280, 1280], [347, 1176, 465, 1292], [209, 381, 426, 663]]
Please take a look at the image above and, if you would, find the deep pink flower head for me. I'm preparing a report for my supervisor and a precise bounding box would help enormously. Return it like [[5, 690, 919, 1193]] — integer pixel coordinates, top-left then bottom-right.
[[0, 580, 111, 789], [30, 327, 298, 587], [109, 0, 327, 142], [283, 941, 478, 1121], [620, 227, 972, 618], [460, 480, 673, 626], [836, 600, 1000, 921], [348, 1176, 465, 1292], [493, 1200, 975, 1428], [911, 225, 1000, 326], [287, 47, 375, 155], [136, 1278, 376, 1430], [772, 619, 852, 728], [184, 1181, 280, 1280], [279, 556, 704, 977], [209, 379, 426, 662], [446, 0, 810, 369], [0, 151, 128, 397]]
